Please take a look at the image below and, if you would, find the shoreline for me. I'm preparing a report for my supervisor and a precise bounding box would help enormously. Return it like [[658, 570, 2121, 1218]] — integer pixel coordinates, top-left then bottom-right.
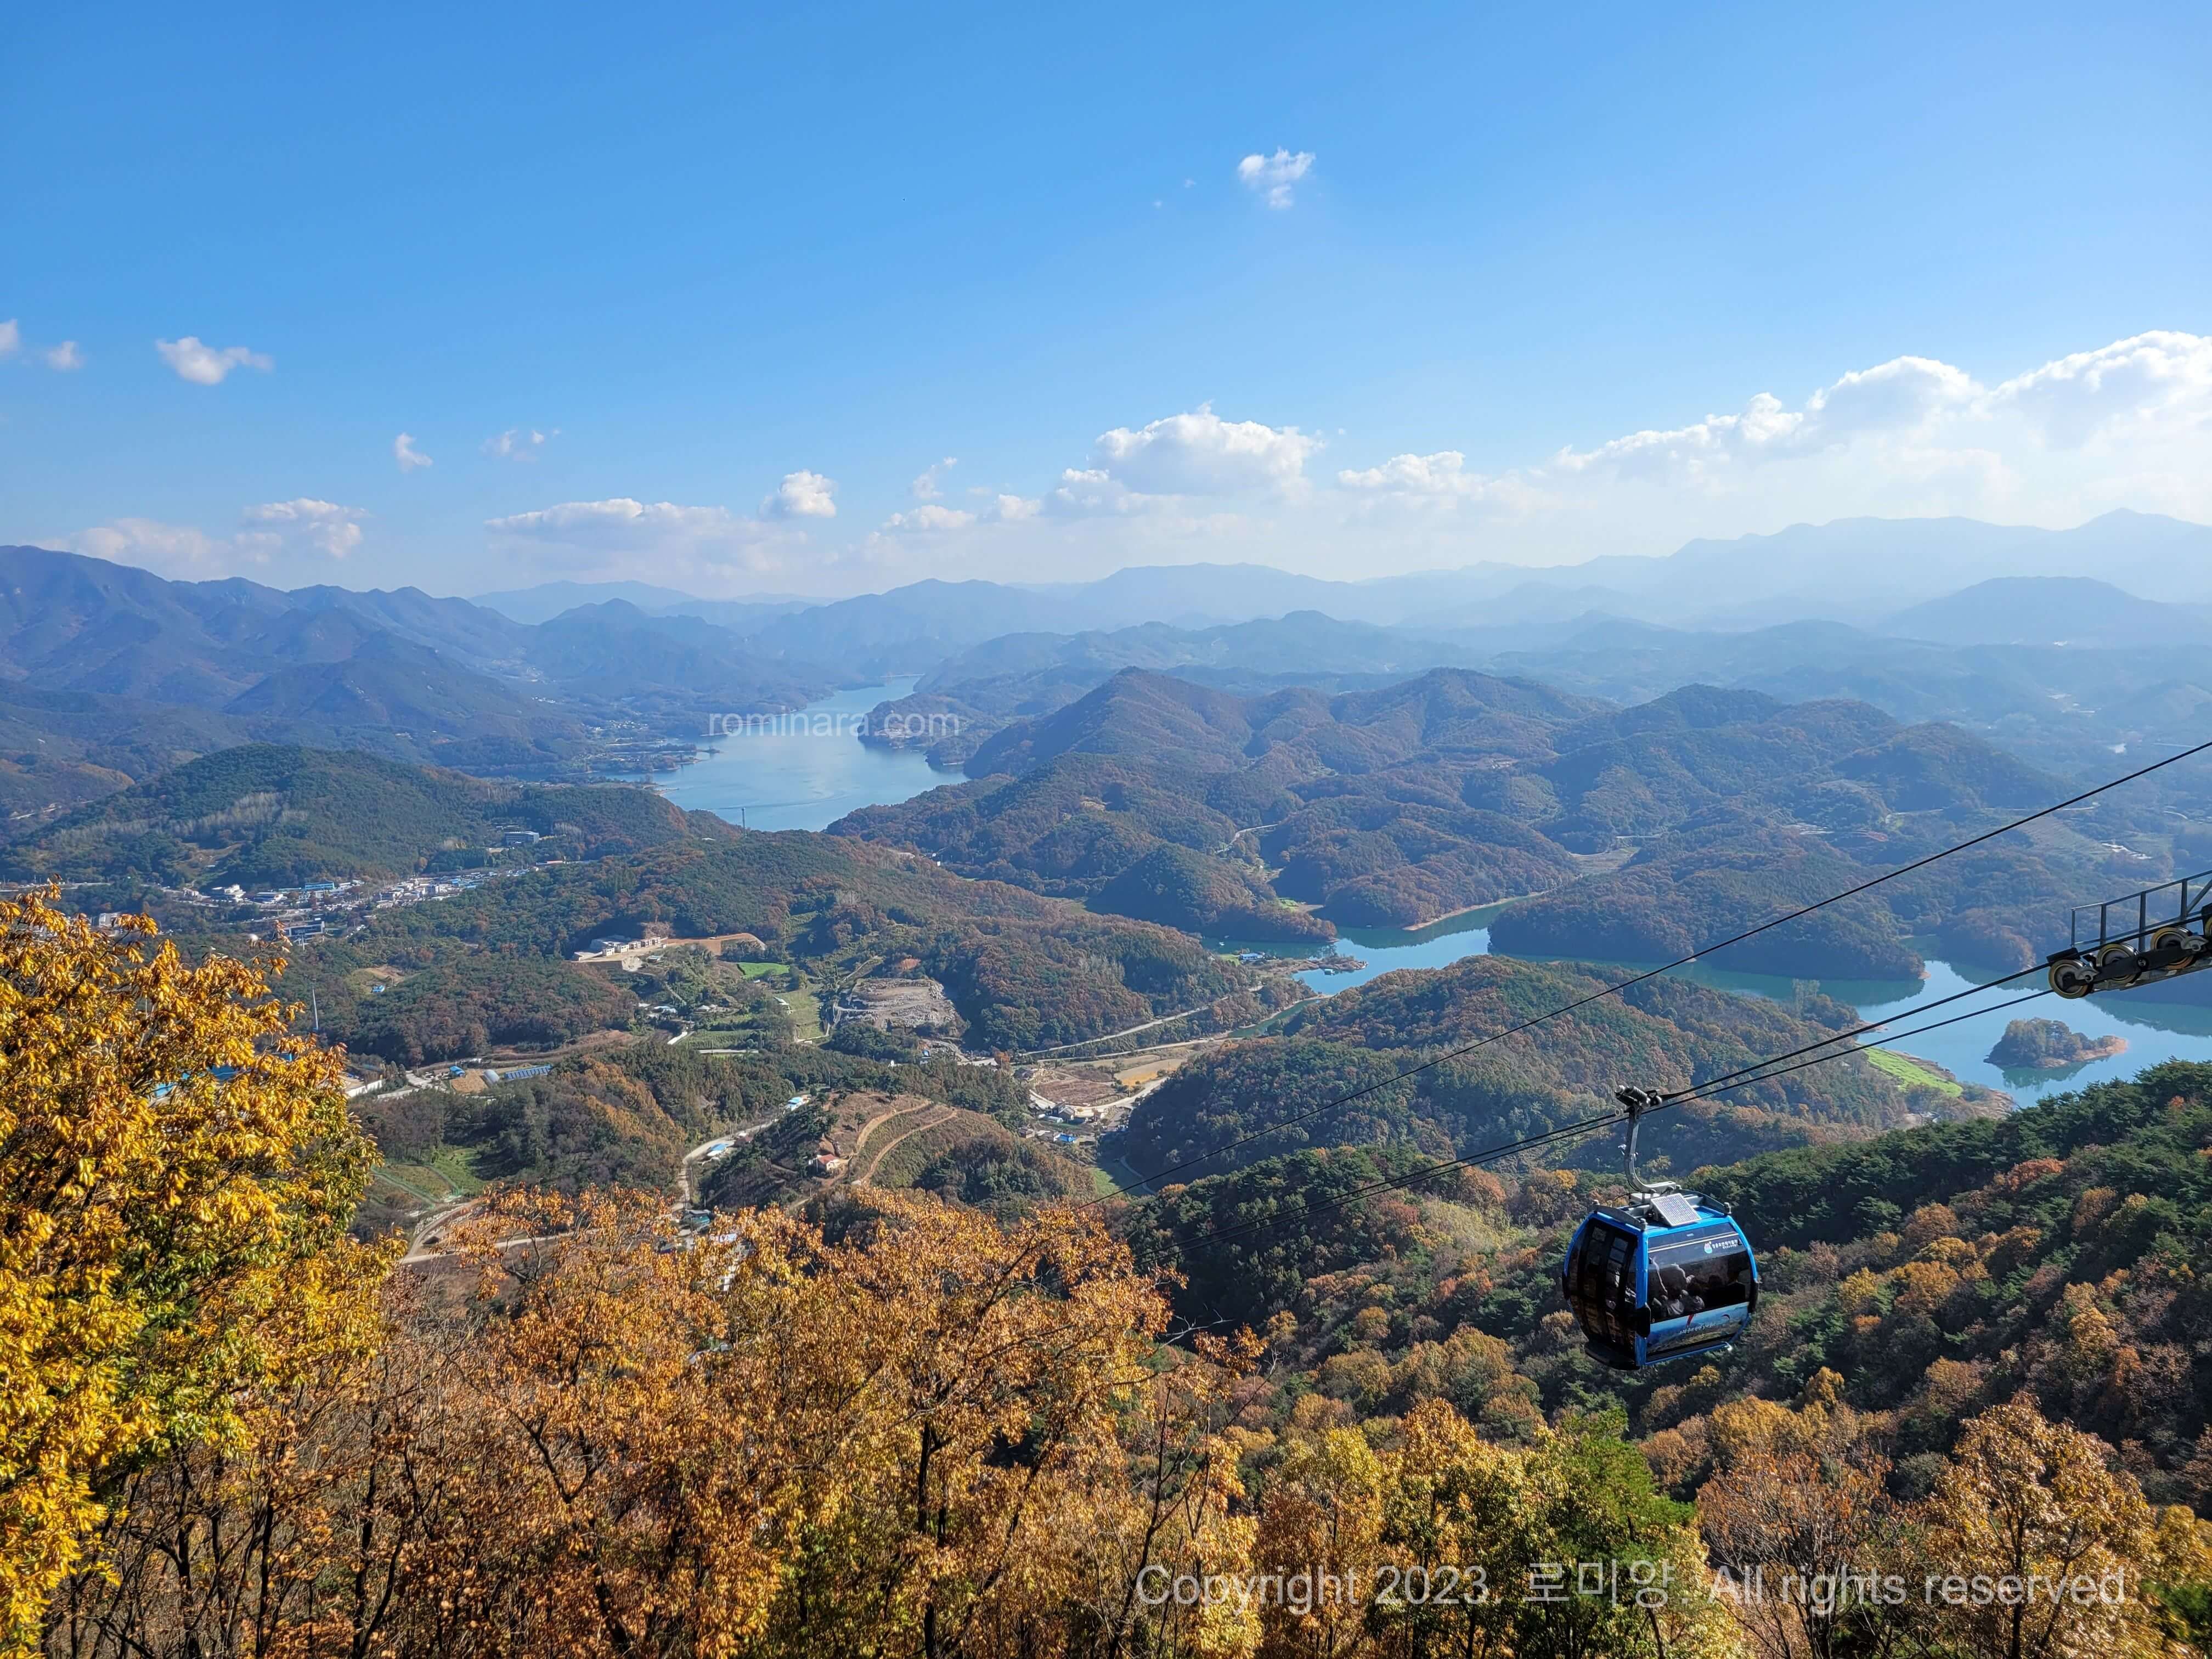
[[1399, 892, 1543, 933], [2000, 1034, 2130, 1071]]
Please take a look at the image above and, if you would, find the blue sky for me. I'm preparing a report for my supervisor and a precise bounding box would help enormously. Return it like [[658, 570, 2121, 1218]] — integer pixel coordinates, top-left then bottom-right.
[[5, 1, 2208, 596]]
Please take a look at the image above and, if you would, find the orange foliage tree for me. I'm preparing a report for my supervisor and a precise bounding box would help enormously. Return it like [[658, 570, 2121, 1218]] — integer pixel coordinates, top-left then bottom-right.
[[1916, 1401, 2212, 1658], [41, 1184, 1266, 1658]]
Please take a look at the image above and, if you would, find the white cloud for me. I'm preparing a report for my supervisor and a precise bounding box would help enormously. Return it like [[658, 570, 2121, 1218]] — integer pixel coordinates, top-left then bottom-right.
[[67, 499, 366, 575], [1, 323, 84, 370], [883, 504, 977, 533], [1339, 450, 1483, 496], [911, 456, 958, 499], [1069, 404, 1318, 507], [1990, 330, 2212, 448], [1541, 354, 1982, 485], [1049, 468, 1148, 517], [880, 489, 1042, 535], [867, 331, 2204, 582], [762, 469, 838, 518], [1802, 354, 1978, 442], [70, 518, 239, 575], [483, 426, 555, 461], [1237, 149, 1314, 209], [484, 496, 817, 583], [70, 328, 2209, 591], [1319, 329, 2212, 563], [155, 336, 272, 385], [1539, 334, 2211, 489], [489, 470, 846, 579], [241, 498, 368, 559], [393, 432, 434, 472], [1336, 451, 1558, 521], [489, 498, 746, 548]]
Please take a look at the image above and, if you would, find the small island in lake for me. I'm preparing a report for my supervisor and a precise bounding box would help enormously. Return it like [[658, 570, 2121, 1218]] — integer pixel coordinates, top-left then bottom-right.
[[1987, 1017, 2127, 1070]]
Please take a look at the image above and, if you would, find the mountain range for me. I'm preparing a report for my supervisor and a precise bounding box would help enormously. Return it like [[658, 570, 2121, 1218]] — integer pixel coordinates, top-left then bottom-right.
[[829, 665, 2166, 970], [0, 545, 857, 833], [477, 509, 2212, 651], [849, 580, 2212, 778], [8, 511, 2211, 841]]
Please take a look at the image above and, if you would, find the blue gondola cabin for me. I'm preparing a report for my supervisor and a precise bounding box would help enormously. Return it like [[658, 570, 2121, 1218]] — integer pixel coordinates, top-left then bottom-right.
[[1561, 1192, 1758, 1370]]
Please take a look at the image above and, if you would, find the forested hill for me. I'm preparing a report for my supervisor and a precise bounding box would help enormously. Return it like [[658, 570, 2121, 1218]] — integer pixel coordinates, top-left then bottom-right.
[[2, 744, 710, 886], [1110, 951, 1933, 1195], [1125, 1059, 2212, 1525], [201, 823, 1290, 1063], [861, 610, 1498, 766], [963, 666, 1605, 776], [834, 667, 2176, 970]]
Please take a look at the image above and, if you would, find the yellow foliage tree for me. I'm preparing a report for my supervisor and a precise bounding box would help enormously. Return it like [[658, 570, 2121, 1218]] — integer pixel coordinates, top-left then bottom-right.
[[1254, 1425, 1390, 1659], [1697, 1380, 1898, 1659], [0, 892, 385, 1643], [53, 1184, 1261, 1658], [1916, 1400, 2212, 1658]]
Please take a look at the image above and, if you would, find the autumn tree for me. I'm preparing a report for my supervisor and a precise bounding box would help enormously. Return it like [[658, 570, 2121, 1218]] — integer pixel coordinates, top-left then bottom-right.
[[1370, 1398, 1537, 1659], [743, 1193, 1185, 1659], [0, 892, 385, 1645], [1510, 1411, 1736, 1659], [1254, 1424, 1390, 1659], [46, 1181, 1267, 1659], [1915, 1400, 2212, 1659], [1246, 1402, 1733, 1659], [1696, 1373, 1904, 1659]]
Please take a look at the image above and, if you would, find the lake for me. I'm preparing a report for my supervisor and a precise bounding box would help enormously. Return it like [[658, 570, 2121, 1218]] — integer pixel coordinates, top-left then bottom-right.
[[1223, 917, 2212, 1107], [1210, 907, 1508, 994], [631, 679, 951, 832]]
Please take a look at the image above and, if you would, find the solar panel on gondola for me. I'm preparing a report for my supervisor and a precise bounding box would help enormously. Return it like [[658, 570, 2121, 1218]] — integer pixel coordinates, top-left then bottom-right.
[[1646, 1192, 1702, 1228]]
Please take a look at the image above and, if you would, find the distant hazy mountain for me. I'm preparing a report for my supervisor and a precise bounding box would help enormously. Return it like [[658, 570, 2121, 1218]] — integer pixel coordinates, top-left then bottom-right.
[[1568, 511, 2212, 615], [700, 513, 2212, 658], [221, 632, 578, 749], [473, 578, 706, 623], [864, 612, 1499, 764], [741, 580, 1102, 676], [1425, 611, 2212, 778], [1880, 576, 2212, 647], [523, 601, 838, 707], [284, 582, 535, 665], [0, 545, 535, 697], [659, 596, 821, 630], [931, 610, 1476, 689], [1025, 563, 1387, 626], [13, 510, 2210, 822], [876, 566, 2212, 783]]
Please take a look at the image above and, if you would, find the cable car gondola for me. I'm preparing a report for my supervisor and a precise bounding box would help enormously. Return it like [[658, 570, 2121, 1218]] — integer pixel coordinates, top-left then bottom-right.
[[1560, 1087, 1759, 1370]]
